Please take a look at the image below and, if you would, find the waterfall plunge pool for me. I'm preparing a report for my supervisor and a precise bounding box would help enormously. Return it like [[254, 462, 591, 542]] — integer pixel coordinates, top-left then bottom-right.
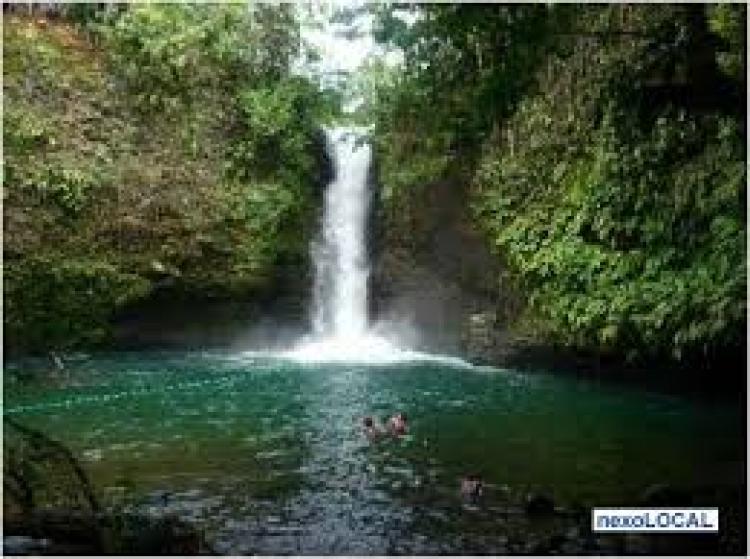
[[4, 350, 744, 554]]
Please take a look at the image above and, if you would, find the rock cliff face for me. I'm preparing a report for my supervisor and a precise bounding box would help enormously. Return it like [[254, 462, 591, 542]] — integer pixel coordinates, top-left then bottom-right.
[[369, 168, 523, 362], [110, 259, 312, 352]]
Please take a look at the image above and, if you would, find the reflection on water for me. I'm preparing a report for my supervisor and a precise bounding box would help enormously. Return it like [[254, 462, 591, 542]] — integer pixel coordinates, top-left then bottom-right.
[[4, 351, 744, 554]]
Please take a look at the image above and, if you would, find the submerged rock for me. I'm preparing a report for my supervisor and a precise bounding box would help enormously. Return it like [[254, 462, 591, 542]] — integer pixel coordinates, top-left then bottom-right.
[[524, 493, 555, 517], [4, 510, 209, 555], [463, 312, 500, 362], [3, 535, 50, 555]]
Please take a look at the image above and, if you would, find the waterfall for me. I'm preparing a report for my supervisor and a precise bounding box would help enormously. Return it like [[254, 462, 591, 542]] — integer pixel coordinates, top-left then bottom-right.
[[287, 127, 400, 362], [311, 128, 371, 338], [280, 127, 468, 366]]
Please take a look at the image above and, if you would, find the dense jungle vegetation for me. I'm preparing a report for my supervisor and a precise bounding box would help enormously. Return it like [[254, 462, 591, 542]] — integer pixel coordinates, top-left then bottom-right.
[[4, 4, 332, 352], [3, 3, 747, 369], [3, 6, 746, 556], [363, 3, 746, 365]]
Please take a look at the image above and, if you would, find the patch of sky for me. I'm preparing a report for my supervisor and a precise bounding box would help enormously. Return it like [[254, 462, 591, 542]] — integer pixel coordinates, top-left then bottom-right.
[[292, 2, 415, 114]]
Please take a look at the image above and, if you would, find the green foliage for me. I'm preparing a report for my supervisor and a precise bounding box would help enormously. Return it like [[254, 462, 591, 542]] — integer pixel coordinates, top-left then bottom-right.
[[230, 78, 318, 184], [477, 111, 745, 359], [4, 257, 151, 351], [3, 20, 114, 217], [100, 4, 298, 113], [371, 4, 746, 363], [707, 3, 747, 82], [470, 7, 746, 361], [3, 105, 53, 152], [366, 4, 558, 195], [4, 105, 102, 214], [178, 178, 308, 294], [3, 6, 331, 353]]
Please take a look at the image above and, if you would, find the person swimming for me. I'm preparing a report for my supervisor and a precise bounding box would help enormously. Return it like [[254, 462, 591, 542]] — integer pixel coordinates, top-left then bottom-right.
[[387, 412, 408, 436], [460, 474, 484, 502], [362, 416, 384, 440]]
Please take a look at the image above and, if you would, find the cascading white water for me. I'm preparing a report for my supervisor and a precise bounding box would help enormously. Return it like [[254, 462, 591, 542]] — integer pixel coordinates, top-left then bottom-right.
[[311, 128, 371, 338], [287, 128, 401, 362], [284, 127, 468, 366]]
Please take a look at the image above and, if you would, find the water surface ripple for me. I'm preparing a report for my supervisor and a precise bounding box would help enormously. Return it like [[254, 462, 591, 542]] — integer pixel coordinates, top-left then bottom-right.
[[4, 351, 743, 554]]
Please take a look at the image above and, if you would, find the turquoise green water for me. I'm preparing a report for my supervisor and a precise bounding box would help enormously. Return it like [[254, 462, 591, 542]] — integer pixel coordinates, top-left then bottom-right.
[[4, 350, 744, 553]]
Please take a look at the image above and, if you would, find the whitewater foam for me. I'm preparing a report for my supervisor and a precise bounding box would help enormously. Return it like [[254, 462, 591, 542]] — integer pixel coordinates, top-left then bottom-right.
[[283, 334, 470, 367]]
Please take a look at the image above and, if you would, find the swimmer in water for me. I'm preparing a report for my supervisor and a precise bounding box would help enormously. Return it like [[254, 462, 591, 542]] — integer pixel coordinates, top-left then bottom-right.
[[460, 474, 484, 503], [387, 412, 408, 436], [362, 416, 384, 441]]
